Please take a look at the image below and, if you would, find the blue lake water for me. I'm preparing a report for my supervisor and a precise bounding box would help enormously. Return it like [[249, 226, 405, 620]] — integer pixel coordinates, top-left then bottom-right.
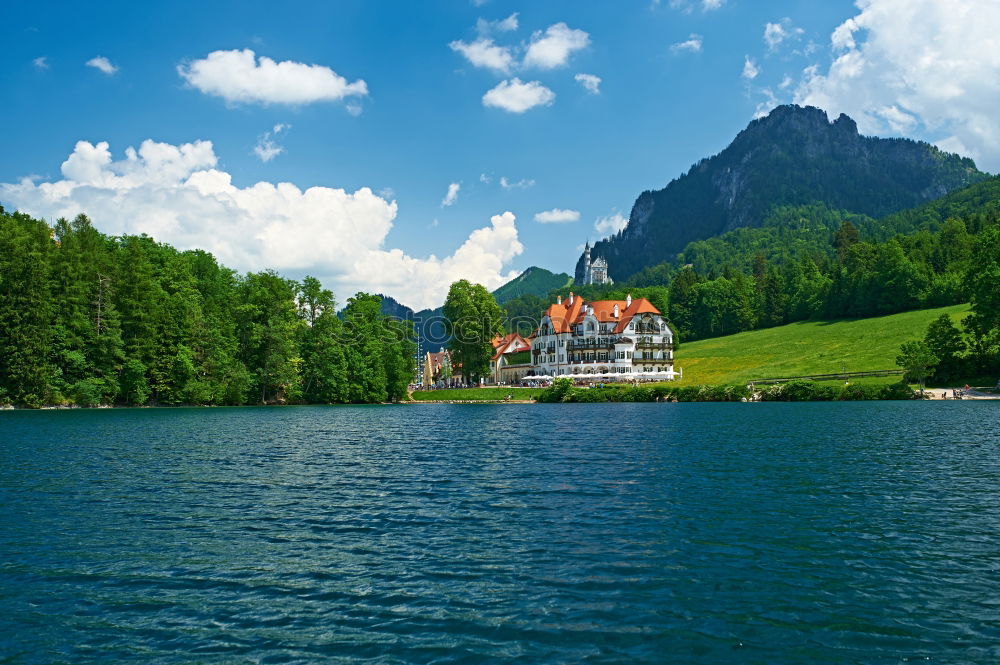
[[2, 402, 1000, 664]]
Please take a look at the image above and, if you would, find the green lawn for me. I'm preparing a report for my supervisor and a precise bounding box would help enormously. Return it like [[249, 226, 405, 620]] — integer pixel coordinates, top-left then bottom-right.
[[674, 304, 971, 386], [410, 387, 544, 401]]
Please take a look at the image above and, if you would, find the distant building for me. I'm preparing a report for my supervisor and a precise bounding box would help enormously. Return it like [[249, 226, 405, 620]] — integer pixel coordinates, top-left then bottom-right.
[[530, 292, 677, 379], [490, 333, 533, 384], [581, 242, 613, 285], [423, 350, 458, 387]]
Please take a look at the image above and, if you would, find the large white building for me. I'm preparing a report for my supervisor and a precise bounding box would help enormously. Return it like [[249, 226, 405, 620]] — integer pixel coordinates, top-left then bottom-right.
[[530, 292, 678, 379]]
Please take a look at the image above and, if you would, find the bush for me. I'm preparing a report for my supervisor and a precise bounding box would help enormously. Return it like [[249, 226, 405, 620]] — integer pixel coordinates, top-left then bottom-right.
[[537, 377, 574, 403]]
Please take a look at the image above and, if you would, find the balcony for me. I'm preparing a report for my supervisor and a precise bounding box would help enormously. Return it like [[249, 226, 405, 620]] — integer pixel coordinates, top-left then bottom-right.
[[567, 337, 624, 350]]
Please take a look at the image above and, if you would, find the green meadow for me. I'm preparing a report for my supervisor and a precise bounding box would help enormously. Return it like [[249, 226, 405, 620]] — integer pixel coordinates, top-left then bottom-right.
[[674, 303, 971, 386], [409, 387, 545, 401]]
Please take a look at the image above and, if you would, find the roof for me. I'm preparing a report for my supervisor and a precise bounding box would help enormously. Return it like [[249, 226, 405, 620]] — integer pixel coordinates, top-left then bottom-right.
[[539, 294, 662, 335], [491, 333, 532, 362]]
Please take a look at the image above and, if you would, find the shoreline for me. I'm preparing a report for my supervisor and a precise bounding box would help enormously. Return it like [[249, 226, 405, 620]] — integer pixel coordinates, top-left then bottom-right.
[[4, 386, 999, 410]]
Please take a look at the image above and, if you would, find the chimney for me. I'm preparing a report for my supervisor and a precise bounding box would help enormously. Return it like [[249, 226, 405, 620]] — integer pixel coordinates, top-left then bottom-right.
[[613, 303, 619, 317], [557, 295, 562, 305], [569, 292, 574, 305], [626, 294, 632, 307]]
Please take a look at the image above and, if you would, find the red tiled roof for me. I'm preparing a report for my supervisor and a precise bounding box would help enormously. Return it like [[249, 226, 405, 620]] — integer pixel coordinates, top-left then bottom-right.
[[491, 333, 532, 361], [540, 294, 662, 335]]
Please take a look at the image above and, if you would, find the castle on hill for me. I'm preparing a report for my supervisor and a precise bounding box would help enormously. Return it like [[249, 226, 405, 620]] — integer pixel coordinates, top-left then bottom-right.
[[581, 242, 613, 285]]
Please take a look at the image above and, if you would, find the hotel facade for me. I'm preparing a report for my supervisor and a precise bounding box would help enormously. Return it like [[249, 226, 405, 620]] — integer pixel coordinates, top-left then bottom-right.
[[530, 292, 678, 379]]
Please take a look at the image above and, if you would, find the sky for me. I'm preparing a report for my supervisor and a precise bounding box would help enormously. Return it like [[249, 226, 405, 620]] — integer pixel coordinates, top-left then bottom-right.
[[2, 0, 998, 310]]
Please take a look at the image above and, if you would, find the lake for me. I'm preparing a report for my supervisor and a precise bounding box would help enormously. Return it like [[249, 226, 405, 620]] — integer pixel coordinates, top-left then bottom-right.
[[2, 402, 999, 664]]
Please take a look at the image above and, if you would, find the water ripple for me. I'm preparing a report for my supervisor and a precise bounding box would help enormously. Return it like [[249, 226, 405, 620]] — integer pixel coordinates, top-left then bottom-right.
[[2, 402, 1000, 663]]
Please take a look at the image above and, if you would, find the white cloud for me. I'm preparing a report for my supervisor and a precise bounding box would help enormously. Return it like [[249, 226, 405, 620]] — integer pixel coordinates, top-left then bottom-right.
[[33, 56, 48, 70], [449, 38, 514, 74], [345, 102, 363, 117], [499, 176, 535, 190], [177, 49, 367, 106], [86, 56, 118, 75], [441, 182, 460, 207], [482, 78, 555, 113], [742, 56, 759, 80], [574, 73, 601, 94], [670, 34, 703, 54], [753, 87, 780, 119], [779, 74, 794, 90], [476, 12, 519, 35], [668, 0, 725, 12], [594, 212, 628, 235], [0, 139, 523, 310], [534, 208, 580, 223], [764, 18, 804, 51], [523, 22, 590, 69], [793, 0, 1000, 170], [479, 173, 492, 183], [253, 123, 289, 163]]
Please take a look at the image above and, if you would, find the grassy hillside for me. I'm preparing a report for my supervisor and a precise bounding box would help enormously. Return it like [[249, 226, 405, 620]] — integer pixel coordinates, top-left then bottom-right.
[[675, 303, 970, 385]]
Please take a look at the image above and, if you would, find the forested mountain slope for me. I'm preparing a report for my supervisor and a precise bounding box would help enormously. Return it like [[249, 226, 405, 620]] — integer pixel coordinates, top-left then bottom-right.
[[578, 105, 988, 282]]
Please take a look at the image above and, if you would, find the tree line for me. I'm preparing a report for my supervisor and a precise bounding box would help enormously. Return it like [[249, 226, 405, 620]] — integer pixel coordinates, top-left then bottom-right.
[[0, 209, 415, 407]]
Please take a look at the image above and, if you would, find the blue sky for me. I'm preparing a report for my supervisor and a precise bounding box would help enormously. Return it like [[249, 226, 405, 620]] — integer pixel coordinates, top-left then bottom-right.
[[2, 0, 997, 309]]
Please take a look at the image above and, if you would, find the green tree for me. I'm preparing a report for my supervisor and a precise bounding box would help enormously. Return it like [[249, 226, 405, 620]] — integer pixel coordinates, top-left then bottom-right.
[[443, 279, 505, 384], [923, 314, 966, 383], [833, 220, 860, 263], [0, 210, 54, 406], [236, 271, 304, 403], [340, 293, 390, 403], [298, 276, 348, 403], [896, 340, 938, 392], [967, 225, 1000, 332]]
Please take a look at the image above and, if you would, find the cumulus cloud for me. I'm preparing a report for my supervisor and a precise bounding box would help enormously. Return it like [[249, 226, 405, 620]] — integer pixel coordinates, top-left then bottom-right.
[[479, 173, 492, 183], [793, 0, 1000, 170], [482, 78, 555, 113], [441, 182, 460, 207], [574, 73, 601, 94], [86, 56, 118, 75], [449, 38, 514, 74], [0, 140, 523, 310], [253, 123, 289, 163], [177, 49, 367, 106], [670, 34, 703, 54], [764, 18, 804, 51], [534, 208, 580, 223], [742, 56, 759, 80], [523, 22, 590, 69], [33, 56, 48, 70], [594, 212, 628, 235]]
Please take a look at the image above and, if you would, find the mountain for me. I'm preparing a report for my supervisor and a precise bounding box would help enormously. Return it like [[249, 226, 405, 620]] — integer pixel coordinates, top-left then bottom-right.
[[577, 104, 989, 282], [379, 267, 568, 354], [377, 294, 415, 321], [491, 266, 572, 304]]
